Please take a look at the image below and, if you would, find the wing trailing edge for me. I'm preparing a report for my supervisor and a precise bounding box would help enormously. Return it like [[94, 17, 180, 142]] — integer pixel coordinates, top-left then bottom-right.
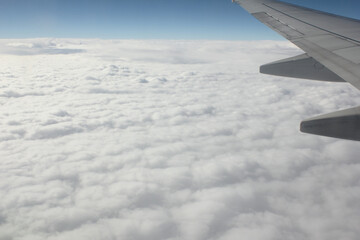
[[233, 0, 360, 141]]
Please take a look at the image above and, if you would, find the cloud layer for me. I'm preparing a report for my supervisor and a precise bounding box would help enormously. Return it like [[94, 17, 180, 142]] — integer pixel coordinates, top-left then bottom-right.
[[0, 39, 359, 240]]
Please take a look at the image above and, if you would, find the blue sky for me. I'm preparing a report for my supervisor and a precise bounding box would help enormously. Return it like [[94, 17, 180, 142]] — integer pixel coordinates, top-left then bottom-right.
[[0, 0, 359, 40]]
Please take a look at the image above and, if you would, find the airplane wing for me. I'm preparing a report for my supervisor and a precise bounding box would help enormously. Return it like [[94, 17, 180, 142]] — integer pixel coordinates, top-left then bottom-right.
[[233, 0, 360, 141]]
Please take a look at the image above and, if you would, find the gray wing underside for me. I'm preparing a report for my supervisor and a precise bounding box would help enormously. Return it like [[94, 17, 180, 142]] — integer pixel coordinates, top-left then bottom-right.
[[234, 0, 360, 90], [233, 0, 360, 141]]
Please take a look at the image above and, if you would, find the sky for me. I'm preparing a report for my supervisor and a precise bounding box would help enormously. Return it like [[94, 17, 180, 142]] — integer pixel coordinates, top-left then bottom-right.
[[0, 0, 360, 39]]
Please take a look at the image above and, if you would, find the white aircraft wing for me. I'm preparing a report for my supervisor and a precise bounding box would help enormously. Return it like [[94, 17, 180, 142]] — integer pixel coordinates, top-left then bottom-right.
[[233, 0, 360, 141]]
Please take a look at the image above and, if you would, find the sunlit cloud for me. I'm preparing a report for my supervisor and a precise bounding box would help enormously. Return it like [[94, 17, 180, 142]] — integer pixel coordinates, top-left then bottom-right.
[[0, 39, 359, 240]]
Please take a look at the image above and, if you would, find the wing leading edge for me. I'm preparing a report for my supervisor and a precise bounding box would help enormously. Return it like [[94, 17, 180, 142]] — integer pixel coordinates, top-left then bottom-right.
[[233, 0, 360, 141]]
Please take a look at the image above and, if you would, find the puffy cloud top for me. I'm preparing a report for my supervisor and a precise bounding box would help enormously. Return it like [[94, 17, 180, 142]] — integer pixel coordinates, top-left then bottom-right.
[[0, 39, 359, 240]]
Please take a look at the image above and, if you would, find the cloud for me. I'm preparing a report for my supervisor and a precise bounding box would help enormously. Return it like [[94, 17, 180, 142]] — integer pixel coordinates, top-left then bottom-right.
[[0, 39, 85, 55], [0, 39, 360, 240]]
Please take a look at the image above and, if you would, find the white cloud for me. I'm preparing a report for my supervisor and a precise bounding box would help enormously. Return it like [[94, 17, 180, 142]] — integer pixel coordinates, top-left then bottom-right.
[[0, 39, 359, 240]]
